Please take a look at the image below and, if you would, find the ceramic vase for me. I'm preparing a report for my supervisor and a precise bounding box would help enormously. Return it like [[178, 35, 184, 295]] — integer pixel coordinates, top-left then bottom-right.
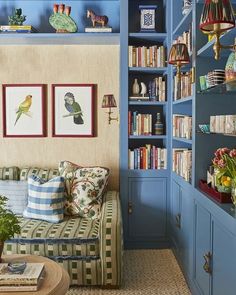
[[231, 180, 236, 211], [132, 79, 140, 96], [225, 52, 236, 82]]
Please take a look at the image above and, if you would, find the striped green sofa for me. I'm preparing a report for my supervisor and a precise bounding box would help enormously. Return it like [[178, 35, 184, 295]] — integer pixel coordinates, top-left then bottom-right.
[[1, 167, 123, 287]]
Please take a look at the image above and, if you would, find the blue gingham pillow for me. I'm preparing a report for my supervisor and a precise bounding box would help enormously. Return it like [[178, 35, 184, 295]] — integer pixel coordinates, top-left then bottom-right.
[[23, 175, 65, 223]]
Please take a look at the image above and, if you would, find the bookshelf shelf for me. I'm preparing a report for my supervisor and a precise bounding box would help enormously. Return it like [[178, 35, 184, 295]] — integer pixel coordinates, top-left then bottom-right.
[[128, 101, 166, 106], [197, 132, 236, 138], [129, 135, 167, 140], [129, 67, 167, 74], [0, 33, 120, 45], [128, 169, 168, 178], [197, 80, 236, 94], [172, 96, 193, 105], [173, 8, 192, 36], [173, 137, 192, 144], [129, 33, 167, 42]]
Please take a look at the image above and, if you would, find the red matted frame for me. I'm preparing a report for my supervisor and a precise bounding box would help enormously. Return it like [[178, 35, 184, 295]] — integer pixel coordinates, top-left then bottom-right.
[[52, 84, 95, 138], [2, 84, 47, 138]]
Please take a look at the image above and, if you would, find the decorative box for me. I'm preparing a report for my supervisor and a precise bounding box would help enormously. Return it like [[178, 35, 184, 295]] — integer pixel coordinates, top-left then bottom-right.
[[199, 179, 232, 203], [139, 5, 157, 32]]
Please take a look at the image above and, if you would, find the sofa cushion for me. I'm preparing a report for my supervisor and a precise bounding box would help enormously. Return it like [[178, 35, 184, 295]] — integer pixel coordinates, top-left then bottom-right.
[[20, 167, 59, 181], [59, 161, 109, 219], [0, 180, 28, 215], [0, 167, 19, 180], [23, 175, 65, 223], [4, 216, 100, 259]]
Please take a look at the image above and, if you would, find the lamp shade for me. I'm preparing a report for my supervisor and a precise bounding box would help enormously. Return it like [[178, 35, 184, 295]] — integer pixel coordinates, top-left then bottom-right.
[[199, 0, 235, 34], [168, 43, 190, 65], [102, 94, 117, 108]]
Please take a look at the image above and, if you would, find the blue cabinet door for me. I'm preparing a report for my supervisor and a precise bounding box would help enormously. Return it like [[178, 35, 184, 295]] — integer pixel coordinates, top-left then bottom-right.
[[194, 202, 211, 295], [170, 181, 181, 251], [211, 219, 236, 295], [179, 186, 194, 278], [128, 178, 167, 242]]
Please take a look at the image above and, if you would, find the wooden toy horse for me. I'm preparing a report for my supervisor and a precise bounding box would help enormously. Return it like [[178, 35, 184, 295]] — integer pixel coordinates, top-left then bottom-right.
[[87, 10, 108, 27]]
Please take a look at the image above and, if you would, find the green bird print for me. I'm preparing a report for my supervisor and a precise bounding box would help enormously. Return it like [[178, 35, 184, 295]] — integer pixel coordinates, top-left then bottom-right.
[[14, 95, 32, 126], [64, 92, 84, 125]]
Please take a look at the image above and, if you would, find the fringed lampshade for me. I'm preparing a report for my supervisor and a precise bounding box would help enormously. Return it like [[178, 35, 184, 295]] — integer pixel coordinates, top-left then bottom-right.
[[199, 0, 235, 34], [168, 43, 190, 65], [102, 94, 117, 109]]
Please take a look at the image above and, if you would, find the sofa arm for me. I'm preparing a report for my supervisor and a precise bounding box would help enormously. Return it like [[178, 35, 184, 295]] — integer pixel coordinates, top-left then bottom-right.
[[99, 191, 123, 287]]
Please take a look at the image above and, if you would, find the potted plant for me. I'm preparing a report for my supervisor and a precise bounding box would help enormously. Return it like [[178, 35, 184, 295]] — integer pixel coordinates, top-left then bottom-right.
[[0, 195, 21, 262], [213, 148, 236, 207]]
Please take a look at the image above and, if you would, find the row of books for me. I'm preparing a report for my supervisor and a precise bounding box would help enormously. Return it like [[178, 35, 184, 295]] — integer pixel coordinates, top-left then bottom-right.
[[172, 149, 192, 182], [173, 114, 192, 139], [148, 77, 166, 101], [173, 71, 192, 100], [128, 112, 153, 136], [0, 263, 44, 292], [0, 25, 37, 33], [128, 45, 166, 68], [129, 146, 167, 170], [210, 115, 236, 135], [174, 23, 192, 54]]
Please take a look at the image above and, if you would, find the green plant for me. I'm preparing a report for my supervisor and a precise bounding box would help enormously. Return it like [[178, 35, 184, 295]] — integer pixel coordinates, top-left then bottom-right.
[[0, 195, 21, 242]]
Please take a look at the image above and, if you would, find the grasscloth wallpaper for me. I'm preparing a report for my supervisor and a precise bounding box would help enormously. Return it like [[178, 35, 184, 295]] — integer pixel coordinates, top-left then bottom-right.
[[0, 45, 119, 189]]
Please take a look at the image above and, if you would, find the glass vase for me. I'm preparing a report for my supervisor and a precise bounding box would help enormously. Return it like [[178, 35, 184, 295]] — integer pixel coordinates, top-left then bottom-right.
[[231, 180, 236, 211]]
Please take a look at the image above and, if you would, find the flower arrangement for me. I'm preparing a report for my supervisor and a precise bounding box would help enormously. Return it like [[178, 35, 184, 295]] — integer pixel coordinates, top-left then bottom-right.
[[212, 147, 236, 193]]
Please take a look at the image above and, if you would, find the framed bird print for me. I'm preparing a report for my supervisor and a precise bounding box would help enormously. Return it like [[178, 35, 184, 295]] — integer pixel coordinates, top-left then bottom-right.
[[2, 84, 47, 137], [52, 84, 95, 137]]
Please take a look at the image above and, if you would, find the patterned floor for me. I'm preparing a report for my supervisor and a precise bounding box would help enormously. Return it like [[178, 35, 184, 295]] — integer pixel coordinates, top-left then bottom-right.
[[67, 249, 191, 295]]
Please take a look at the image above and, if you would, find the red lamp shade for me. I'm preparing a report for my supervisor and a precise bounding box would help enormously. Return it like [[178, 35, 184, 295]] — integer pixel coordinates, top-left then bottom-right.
[[102, 94, 117, 108], [199, 0, 235, 34], [168, 43, 190, 65]]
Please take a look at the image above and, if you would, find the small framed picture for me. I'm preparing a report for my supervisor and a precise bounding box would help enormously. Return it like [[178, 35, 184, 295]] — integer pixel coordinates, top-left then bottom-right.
[[2, 84, 47, 137], [52, 84, 95, 137]]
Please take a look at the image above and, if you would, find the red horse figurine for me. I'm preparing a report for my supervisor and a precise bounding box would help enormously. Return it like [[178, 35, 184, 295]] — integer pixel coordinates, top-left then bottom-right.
[[87, 9, 108, 27]]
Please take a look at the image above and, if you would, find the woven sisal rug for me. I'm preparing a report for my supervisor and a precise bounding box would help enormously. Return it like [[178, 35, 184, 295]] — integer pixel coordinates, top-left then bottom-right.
[[67, 249, 191, 295]]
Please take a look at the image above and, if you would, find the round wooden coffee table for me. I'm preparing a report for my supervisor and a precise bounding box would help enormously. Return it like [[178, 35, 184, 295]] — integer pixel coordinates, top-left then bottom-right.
[[1, 255, 70, 295]]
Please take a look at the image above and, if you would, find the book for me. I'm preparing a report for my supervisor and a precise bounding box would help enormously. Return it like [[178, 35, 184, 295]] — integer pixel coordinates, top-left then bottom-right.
[[0, 263, 44, 286], [85, 27, 112, 33], [0, 25, 37, 33]]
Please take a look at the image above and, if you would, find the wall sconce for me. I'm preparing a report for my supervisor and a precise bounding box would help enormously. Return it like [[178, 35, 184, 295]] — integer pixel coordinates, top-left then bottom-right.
[[199, 0, 235, 60], [168, 43, 190, 81], [102, 94, 118, 124]]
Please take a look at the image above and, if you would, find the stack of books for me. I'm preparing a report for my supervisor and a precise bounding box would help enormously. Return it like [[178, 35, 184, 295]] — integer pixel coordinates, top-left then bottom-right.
[[129, 111, 153, 136], [0, 25, 37, 33], [129, 145, 167, 170], [172, 149, 192, 182], [173, 70, 192, 100], [128, 45, 166, 68], [210, 114, 236, 135], [0, 263, 44, 292], [173, 114, 192, 139]]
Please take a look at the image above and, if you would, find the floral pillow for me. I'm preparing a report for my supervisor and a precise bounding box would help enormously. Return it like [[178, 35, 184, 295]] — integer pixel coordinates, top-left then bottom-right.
[[59, 161, 109, 219]]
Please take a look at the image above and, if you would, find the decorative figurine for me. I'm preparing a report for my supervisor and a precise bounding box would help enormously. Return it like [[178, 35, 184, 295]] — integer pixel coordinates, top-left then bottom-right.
[[49, 4, 77, 33], [140, 82, 147, 97], [85, 10, 112, 33], [87, 10, 108, 27], [139, 5, 157, 32], [8, 8, 26, 26], [154, 113, 164, 135], [182, 0, 192, 16]]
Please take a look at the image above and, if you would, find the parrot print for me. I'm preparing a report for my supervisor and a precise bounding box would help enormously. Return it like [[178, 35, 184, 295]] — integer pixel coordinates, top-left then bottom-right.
[[14, 95, 32, 126], [64, 92, 84, 125]]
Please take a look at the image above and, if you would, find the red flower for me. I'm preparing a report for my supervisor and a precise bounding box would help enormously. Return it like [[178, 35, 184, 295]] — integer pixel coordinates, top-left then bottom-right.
[[214, 148, 222, 158], [212, 157, 220, 165], [229, 149, 236, 158], [218, 159, 226, 168]]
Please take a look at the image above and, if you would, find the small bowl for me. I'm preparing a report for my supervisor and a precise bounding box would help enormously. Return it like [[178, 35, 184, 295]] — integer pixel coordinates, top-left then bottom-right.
[[199, 124, 210, 134], [8, 261, 27, 274]]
